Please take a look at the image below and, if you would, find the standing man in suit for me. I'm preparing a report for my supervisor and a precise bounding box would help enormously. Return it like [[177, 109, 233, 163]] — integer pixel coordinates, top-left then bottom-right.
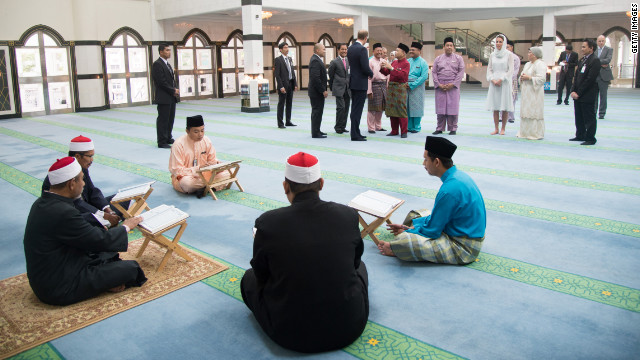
[[347, 30, 374, 142], [556, 44, 578, 105], [595, 35, 614, 119], [275, 43, 297, 128], [570, 39, 601, 146], [152, 44, 179, 149], [308, 43, 328, 138], [328, 43, 350, 134]]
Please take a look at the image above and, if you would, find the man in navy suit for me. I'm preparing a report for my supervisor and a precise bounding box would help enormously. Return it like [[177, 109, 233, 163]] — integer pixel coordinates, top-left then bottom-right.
[[274, 43, 297, 128], [308, 43, 328, 138], [570, 39, 601, 146], [556, 44, 578, 105], [347, 30, 374, 141], [152, 44, 179, 148]]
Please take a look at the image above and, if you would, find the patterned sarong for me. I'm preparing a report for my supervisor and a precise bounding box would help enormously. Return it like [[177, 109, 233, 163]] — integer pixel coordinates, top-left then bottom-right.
[[406, 80, 425, 117], [392, 209, 484, 264], [368, 81, 387, 112], [385, 82, 408, 118]]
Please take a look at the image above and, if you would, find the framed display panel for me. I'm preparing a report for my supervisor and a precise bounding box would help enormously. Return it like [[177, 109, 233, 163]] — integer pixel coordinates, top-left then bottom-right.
[[16, 31, 73, 115], [0, 47, 18, 116], [177, 33, 215, 100], [220, 33, 244, 96], [105, 33, 150, 107]]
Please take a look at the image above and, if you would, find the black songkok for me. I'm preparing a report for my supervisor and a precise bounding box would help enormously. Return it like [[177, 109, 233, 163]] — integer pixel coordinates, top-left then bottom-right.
[[372, 43, 382, 50], [187, 115, 204, 128], [425, 136, 457, 159], [443, 37, 454, 46], [411, 41, 423, 50], [397, 43, 409, 54]]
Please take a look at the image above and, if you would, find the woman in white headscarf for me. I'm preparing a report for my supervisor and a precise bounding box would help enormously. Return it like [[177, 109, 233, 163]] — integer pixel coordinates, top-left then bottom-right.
[[486, 34, 514, 135], [517, 47, 547, 140]]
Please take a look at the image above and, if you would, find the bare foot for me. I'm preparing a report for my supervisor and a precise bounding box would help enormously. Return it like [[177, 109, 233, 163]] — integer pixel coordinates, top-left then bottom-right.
[[108, 284, 126, 293], [490, 130, 499, 135], [377, 240, 396, 257], [500, 130, 506, 135]]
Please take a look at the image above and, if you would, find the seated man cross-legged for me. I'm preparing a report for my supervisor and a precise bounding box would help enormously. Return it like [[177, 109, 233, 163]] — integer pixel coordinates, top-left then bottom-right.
[[169, 115, 230, 197], [378, 136, 487, 264], [24, 157, 147, 306], [241, 152, 369, 353]]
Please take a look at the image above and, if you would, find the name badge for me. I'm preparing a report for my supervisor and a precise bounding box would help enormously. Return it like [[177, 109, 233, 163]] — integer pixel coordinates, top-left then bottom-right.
[[581, 65, 586, 73]]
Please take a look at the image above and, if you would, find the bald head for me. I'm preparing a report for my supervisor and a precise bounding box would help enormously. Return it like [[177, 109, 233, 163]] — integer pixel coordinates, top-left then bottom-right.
[[597, 35, 606, 48], [314, 43, 326, 57]]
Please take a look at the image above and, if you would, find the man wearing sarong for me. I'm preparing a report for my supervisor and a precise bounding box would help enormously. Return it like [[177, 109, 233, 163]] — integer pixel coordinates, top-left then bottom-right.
[[24, 157, 146, 305], [169, 115, 230, 196], [378, 136, 486, 264], [380, 43, 410, 138], [367, 43, 388, 133], [506, 41, 520, 123], [432, 37, 465, 135], [241, 152, 369, 353], [42, 135, 123, 228], [407, 42, 429, 133]]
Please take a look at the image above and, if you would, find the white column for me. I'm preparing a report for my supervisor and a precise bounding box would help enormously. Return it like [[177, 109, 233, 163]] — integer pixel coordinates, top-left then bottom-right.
[[422, 23, 436, 88], [542, 9, 556, 67], [354, 9, 369, 40], [241, 1, 264, 75], [150, 0, 165, 42]]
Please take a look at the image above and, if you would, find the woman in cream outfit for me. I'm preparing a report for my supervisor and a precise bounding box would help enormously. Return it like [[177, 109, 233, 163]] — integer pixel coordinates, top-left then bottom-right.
[[517, 47, 547, 140], [486, 34, 514, 135]]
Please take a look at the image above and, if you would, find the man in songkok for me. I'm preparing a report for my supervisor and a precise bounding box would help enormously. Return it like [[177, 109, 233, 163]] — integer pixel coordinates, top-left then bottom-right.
[[241, 152, 369, 353], [367, 43, 389, 133], [378, 137, 486, 264], [380, 43, 410, 138], [42, 135, 123, 228], [432, 37, 465, 135], [169, 115, 229, 196], [505, 40, 520, 123], [24, 157, 146, 305], [406, 41, 429, 133]]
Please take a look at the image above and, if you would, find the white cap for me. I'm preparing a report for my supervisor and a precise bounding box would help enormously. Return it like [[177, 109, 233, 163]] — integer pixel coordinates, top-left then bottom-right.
[[69, 135, 94, 152], [284, 152, 321, 184], [48, 157, 82, 185]]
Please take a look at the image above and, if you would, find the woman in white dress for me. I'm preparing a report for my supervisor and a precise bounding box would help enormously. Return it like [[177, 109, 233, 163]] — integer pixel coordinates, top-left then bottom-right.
[[517, 47, 547, 140], [486, 34, 514, 135]]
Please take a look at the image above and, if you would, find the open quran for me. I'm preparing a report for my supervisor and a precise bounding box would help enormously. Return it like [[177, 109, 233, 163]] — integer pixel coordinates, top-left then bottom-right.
[[111, 181, 156, 202], [348, 190, 404, 218], [198, 160, 242, 172], [139, 204, 189, 233]]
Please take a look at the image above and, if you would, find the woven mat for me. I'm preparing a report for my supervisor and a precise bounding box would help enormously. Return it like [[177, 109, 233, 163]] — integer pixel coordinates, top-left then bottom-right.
[[0, 239, 228, 359]]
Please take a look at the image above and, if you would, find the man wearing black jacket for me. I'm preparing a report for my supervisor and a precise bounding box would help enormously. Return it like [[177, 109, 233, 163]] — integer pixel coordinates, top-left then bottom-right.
[[241, 152, 369, 353], [556, 44, 578, 105], [308, 43, 328, 138], [570, 39, 601, 146], [274, 42, 297, 128], [152, 44, 179, 148]]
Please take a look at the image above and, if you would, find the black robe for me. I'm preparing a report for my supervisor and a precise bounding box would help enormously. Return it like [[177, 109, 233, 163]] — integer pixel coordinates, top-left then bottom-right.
[[23, 192, 146, 305], [241, 191, 369, 353], [43, 167, 126, 227]]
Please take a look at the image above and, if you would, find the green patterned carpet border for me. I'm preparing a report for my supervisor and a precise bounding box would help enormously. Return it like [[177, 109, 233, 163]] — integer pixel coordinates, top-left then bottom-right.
[[113, 103, 640, 154], [109, 108, 640, 169], [0, 163, 464, 360], [2, 156, 639, 314], [6, 120, 640, 240]]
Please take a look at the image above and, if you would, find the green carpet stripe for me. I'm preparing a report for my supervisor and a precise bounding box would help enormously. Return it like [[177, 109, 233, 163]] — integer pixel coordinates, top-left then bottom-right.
[[4, 122, 640, 239], [2, 155, 639, 314], [112, 106, 640, 158], [0, 163, 462, 360], [7, 343, 65, 360]]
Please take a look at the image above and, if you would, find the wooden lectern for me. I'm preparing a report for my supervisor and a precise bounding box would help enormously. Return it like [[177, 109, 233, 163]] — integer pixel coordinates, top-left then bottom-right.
[[348, 190, 405, 245], [110, 187, 153, 219], [196, 160, 244, 200], [137, 220, 192, 272]]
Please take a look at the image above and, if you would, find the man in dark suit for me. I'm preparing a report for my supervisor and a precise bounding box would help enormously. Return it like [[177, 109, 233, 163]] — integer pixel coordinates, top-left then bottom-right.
[[595, 35, 614, 119], [328, 43, 350, 134], [347, 30, 374, 141], [308, 43, 328, 138], [241, 152, 369, 353], [570, 39, 601, 146], [556, 44, 578, 105], [274, 42, 297, 128], [152, 44, 179, 149]]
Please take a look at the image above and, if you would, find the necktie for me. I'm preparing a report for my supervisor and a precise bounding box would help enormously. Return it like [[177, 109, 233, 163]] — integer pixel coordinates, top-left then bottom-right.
[[566, 54, 569, 62], [342, 57, 346, 70], [166, 62, 175, 86], [285, 56, 292, 80], [598, 48, 602, 57]]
